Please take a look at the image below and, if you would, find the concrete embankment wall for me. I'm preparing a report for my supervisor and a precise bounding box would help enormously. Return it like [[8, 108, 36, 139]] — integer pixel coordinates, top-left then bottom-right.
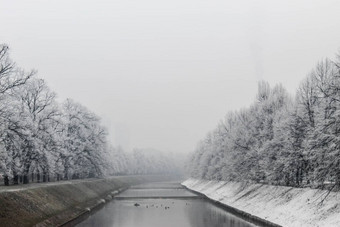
[[0, 175, 174, 227], [182, 178, 340, 227]]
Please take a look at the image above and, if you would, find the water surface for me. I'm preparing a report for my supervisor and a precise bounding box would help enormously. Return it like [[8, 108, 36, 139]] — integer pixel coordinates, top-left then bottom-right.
[[76, 182, 257, 227]]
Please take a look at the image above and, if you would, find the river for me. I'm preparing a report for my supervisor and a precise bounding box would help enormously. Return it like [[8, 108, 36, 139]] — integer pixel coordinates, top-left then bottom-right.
[[76, 181, 258, 227]]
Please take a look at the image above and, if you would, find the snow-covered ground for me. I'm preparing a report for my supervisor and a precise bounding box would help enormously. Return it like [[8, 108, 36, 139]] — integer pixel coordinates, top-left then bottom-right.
[[182, 178, 340, 227], [0, 178, 101, 193]]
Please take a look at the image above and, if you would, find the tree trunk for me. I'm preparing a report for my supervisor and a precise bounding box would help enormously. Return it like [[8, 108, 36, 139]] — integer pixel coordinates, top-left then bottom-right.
[[37, 173, 40, 183], [296, 167, 300, 186], [64, 167, 69, 180], [23, 175, 29, 184], [19, 175, 23, 183], [13, 175, 18, 185], [23, 163, 30, 184], [4, 176, 9, 186]]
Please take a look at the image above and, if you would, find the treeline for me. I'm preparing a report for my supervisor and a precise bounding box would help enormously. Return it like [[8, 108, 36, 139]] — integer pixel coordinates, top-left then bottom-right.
[[0, 45, 179, 186], [108, 147, 181, 175], [187, 52, 340, 189]]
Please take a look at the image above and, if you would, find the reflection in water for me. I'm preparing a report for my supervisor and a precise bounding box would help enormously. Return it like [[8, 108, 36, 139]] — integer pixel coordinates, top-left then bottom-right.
[[76, 182, 257, 227], [117, 188, 197, 198], [130, 181, 184, 189], [77, 199, 256, 227], [186, 200, 255, 227]]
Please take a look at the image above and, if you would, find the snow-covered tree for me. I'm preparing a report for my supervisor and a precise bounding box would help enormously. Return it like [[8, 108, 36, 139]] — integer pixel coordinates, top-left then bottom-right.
[[187, 55, 340, 190], [61, 99, 107, 179]]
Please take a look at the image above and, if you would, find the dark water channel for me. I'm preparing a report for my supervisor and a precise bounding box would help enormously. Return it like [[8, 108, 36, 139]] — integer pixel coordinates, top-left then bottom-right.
[[76, 181, 258, 227]]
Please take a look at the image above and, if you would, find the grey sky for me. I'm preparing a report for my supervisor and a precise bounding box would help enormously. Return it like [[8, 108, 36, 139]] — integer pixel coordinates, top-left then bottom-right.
[[1, 0, 340, 154]]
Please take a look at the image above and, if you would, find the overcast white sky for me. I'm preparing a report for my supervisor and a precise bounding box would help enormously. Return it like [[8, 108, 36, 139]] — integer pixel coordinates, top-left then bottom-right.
[[1, 0, 340, 154]]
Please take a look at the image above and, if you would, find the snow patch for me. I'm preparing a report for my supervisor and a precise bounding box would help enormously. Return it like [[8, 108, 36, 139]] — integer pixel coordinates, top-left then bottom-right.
[[182, 178, 340, 227]]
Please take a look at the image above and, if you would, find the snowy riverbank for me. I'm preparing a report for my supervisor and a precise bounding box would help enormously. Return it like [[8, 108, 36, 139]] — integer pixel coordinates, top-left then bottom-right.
[[0, 175, 175, 227], [182, 178, 340, 227]]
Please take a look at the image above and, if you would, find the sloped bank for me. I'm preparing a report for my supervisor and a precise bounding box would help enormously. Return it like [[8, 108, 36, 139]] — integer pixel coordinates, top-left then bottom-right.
[[182, 178, 340, 227], [0, 175, 174, 227]]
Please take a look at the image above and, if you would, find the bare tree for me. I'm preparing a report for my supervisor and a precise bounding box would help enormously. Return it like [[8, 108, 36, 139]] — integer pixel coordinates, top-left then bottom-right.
[[0, 44, 34, 94]]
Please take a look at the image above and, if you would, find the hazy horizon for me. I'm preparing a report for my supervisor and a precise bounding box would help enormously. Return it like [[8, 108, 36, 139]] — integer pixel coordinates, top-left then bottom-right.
[[1, 0, 340, 154]]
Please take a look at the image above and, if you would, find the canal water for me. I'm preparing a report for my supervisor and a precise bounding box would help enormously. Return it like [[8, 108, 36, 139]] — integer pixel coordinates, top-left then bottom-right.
[[76, 181, 258, 227]]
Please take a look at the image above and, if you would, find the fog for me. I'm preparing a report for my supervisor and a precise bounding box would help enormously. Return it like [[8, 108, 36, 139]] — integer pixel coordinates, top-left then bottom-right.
[[1, 0, 340, 154]]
